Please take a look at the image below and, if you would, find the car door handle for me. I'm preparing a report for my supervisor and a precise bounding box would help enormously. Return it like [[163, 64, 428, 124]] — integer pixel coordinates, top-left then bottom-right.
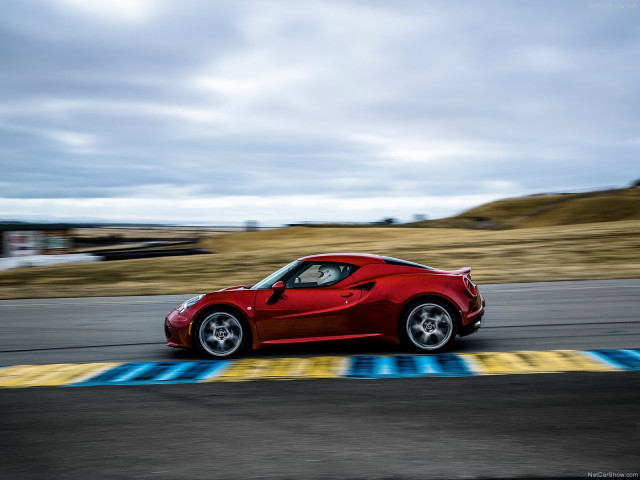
[[341, 292, 354, 298]]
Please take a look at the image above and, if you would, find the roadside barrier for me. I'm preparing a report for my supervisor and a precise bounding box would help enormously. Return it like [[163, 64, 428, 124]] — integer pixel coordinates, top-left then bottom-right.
[[0, 349, 638, 389]]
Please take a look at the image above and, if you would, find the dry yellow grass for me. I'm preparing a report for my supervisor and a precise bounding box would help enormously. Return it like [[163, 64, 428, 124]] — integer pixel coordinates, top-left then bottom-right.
[[1, 220, 639, 299]]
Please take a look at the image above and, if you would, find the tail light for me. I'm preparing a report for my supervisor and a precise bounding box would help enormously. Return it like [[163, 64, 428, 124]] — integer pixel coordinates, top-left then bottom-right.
[[463, 275, 477, 297]]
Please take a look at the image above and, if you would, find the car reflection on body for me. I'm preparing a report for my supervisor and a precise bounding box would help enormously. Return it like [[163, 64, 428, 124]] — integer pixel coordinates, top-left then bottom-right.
[[164, 253, 485, 358]]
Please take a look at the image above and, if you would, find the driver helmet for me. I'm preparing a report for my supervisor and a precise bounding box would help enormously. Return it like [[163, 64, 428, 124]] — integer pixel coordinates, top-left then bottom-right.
[[317, 264, 342, 286]]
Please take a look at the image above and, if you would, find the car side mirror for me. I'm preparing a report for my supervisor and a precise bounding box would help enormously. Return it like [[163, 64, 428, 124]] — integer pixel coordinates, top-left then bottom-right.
[[272, 281, 285, 294]]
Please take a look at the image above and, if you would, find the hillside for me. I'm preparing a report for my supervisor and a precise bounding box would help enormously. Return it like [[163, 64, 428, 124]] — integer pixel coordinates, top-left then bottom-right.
[[411, 188, 640, 229]]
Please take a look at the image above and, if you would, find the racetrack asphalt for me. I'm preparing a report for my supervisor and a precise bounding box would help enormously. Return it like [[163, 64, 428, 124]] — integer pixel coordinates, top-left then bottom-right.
[[1, 279, 639, 479], [1, 373, 638, 479], [1, 279, 638, 365]]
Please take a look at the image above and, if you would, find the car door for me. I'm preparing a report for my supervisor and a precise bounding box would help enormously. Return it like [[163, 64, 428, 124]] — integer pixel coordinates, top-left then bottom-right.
[[254, 263, 363, 341]]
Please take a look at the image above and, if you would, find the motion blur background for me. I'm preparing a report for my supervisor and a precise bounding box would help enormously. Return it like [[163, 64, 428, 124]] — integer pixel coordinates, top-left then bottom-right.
[[0, 0, 638, 295]]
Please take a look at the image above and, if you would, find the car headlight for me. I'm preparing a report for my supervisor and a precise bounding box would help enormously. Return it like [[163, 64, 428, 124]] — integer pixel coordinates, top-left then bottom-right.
[[178, 294, 205, 314]]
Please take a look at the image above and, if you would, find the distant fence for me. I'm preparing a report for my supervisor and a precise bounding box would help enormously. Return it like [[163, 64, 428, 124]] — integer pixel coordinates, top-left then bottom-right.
[[0, 254, 101, 271], [0, 248, 212, 271]]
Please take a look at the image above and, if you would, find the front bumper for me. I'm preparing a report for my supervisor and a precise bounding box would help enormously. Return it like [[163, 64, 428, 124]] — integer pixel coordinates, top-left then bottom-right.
[[165, 311, 192, 348]]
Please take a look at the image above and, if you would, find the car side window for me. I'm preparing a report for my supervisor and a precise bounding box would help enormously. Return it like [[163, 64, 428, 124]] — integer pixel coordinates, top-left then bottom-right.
[[286, 263, 353, 288]]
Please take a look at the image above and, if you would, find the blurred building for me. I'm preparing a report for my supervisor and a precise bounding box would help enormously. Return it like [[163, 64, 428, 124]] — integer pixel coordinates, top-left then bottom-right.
[[0, 223, 73, 257], [245, 220, 259, 232]]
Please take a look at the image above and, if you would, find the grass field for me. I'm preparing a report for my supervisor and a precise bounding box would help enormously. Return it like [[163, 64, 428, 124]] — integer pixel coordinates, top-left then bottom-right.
[[411, 188, 640, 229], [1, 220, 638, 299]]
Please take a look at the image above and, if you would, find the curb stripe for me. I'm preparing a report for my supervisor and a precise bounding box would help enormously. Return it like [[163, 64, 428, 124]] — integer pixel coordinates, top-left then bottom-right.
[[173, 361, 228, 382], [461, 350, 615, 375], [0, 363, 120, 388], [414, 356, 444, 375], [626, 349, 640, 360], [435, 353, 472, 375], [208, 356, 347, 382], [395, 356, 419, 376], [1, 349, 638, 389], [348, 356, 375, 377], [71, 361, 231, 386], [587, 349, 640, 370], [580, 351, 623, 370]]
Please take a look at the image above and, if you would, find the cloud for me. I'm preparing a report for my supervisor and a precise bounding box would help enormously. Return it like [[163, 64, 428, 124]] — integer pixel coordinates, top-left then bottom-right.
[[349, 133, 510, 165], [0, 0, 638, 224], [47, 0, 157, 24]]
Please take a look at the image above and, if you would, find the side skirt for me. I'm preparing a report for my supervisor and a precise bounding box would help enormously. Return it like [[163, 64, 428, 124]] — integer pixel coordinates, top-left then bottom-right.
[[262, 333, 382, 345]]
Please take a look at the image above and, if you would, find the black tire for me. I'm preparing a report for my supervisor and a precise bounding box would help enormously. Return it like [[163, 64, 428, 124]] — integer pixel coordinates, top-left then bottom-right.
[[192, 307, 251, 359], [399, 298, 458, 353]]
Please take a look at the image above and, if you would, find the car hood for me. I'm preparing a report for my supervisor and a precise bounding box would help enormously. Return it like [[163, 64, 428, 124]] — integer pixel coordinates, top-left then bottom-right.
[[218, 285, 253, 291]]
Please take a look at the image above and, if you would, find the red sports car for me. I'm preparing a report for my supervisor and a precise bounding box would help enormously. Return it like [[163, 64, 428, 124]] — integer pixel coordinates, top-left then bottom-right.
[[164, 253, 485, 358]]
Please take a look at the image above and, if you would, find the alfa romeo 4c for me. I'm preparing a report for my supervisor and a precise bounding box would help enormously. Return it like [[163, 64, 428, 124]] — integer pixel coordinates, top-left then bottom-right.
[[164, 253, 485, 358]]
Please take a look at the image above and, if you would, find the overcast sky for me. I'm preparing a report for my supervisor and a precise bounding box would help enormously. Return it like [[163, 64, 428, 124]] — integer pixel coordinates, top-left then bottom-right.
[[0, 0, 638, 225]]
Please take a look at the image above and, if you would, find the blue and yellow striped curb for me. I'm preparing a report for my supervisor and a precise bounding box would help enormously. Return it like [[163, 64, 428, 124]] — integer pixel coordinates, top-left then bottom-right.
[[0, 349, 638, 389]]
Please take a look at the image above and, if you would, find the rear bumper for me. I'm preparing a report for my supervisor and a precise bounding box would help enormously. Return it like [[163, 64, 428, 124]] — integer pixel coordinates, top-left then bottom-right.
[[459, 311, 483, 336], [459, 293, 485, 337]]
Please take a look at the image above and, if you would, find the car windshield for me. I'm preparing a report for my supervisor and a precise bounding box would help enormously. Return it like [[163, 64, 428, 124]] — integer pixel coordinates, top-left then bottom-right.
[[251, 260, 301, 290]]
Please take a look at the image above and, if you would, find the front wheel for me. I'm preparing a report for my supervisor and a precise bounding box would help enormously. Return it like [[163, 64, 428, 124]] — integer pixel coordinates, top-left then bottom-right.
[[193, 309, 249, 359], [401, 300, 457, 352]]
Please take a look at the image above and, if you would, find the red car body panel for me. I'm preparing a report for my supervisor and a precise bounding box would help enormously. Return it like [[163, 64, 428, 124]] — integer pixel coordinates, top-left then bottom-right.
[[254, 287, 364, 340], [164, 253, 485, 352]]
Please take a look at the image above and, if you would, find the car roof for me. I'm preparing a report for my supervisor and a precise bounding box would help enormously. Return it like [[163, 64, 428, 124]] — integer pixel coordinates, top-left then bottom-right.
[[298, 253, 385, 267]]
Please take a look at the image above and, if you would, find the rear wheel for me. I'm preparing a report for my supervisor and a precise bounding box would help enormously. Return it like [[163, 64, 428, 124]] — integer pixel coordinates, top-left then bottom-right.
[[401, 299, 457, 352], [193, 309, 249, 359]]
